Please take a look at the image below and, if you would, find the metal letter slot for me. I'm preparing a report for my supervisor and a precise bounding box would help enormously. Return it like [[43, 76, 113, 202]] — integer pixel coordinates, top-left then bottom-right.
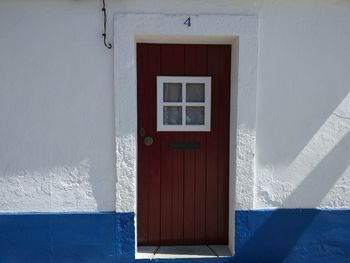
[[169, 142, 200, 150]]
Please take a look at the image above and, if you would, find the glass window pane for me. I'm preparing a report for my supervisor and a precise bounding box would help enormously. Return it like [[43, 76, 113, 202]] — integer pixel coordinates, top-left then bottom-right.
[[163, 83, 182, 102], [186, 83, 205, 102], [163, 106, 182, 125], [186, 106, 204, 125]]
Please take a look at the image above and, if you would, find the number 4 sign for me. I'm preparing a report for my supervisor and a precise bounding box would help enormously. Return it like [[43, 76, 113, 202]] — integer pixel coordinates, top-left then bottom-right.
[[184, 17, 191, 27]]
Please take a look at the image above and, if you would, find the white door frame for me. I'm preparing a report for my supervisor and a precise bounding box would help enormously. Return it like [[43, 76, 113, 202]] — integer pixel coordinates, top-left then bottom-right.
[[113, 13, 258, 255]]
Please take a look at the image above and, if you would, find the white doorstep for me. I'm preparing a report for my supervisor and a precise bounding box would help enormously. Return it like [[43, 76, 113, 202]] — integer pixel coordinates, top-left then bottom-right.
[[137, 245, 231, 259]]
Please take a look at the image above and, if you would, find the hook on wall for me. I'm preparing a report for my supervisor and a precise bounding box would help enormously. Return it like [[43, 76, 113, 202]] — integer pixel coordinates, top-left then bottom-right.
[[102, 0, 112, 49]]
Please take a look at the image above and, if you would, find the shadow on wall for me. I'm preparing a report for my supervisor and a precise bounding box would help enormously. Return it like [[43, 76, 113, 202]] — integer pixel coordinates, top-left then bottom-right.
[[235, 209, 350, 263], [256, 7, 350, 167], [235, 130, 350, 262], [257, 77, 349, 167], [283, 130, 350, 208]]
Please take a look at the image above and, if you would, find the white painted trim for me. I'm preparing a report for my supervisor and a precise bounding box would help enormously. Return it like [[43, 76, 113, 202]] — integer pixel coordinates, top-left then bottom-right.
[[114, 13, 258, 256], [157, 76, 211, 131]]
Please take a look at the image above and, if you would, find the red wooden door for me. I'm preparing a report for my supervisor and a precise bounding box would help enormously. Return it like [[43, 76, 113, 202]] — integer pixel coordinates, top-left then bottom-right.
[[137, 43, 231, 245]]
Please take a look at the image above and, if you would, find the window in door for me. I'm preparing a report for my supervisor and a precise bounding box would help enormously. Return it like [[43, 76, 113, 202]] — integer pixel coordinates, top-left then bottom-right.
[[157, 76, 211, 131]]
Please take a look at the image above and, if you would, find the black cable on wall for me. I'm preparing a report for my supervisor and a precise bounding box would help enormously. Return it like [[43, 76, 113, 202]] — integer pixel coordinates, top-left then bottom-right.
[[102, 0, 112, 49]]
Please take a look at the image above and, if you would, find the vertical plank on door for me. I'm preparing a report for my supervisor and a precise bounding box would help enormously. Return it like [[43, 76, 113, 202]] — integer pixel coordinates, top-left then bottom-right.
[[160, 134, 172, 244], [194, 133, 207, 244], [136, 43, 149, 245], [171, 134, 184, 243], [206, 45, 221, 244], [137, 44, 162, 245], [160, 45, 185, 244], [183, 45, 197, 244], [183, 132, 196, 244], [217, 45, 231, 244], [184, 45, 208, 244], [146, 44, 162, 244]]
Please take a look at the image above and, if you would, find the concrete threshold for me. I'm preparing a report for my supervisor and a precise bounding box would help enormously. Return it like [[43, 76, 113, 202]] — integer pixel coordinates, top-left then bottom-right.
[[136, 245, 231, 259]]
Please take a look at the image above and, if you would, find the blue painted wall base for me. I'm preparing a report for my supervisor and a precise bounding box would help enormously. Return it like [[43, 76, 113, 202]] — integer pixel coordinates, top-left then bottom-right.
[[0, 212, 135, 263], [0, 209, 349, 262], [235, 209, 350, 263]]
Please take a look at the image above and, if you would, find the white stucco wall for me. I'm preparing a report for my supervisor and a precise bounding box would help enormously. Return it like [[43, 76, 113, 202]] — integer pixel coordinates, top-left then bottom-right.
[[0, 0, 350, 212], [0, 0, 117, 212], [255, 2, 350, 209]]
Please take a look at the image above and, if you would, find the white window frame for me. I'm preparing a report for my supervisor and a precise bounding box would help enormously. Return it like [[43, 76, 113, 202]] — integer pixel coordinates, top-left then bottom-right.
[[157, 76, 211, 131]]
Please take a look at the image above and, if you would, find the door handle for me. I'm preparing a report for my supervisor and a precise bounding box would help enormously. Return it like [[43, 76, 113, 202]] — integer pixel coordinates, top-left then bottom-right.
[[140, 128, 154, 146], [144, 136, 154, 146]]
